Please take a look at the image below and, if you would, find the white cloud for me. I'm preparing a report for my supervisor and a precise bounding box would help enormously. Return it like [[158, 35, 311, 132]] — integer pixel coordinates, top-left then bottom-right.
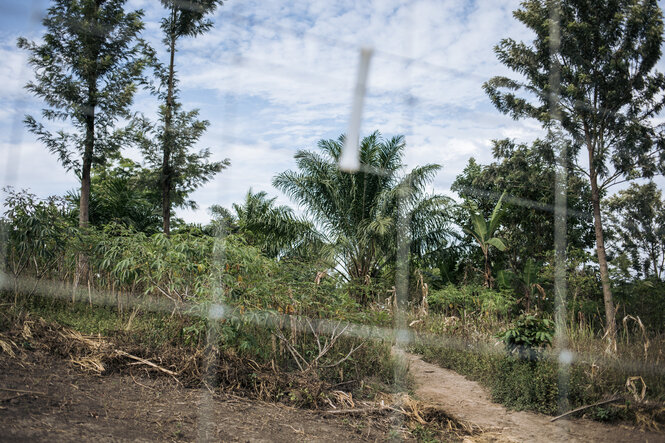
[[0, 139, 75, 199], [8, 0, 649, 225]]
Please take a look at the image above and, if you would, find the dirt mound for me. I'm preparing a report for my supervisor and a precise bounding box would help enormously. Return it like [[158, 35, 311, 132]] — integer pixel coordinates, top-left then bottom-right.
[[0, 314, 333, 408], [0, 314, 481, 441], [0, 347, 396, 442]]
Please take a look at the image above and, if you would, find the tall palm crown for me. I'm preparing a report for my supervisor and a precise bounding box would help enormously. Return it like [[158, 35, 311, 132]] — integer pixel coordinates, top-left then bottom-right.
[[274, 131, 452, 285]]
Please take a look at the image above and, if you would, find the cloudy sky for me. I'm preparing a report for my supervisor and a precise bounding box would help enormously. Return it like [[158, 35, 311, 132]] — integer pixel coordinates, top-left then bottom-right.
[[0, 0, 662, 224]]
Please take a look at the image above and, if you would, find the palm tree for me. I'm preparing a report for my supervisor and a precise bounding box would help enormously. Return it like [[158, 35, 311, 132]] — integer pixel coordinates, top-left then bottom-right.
[[273, 131, 453, 302], [465, 192, 507, 288], [210, 189, 318, 259]]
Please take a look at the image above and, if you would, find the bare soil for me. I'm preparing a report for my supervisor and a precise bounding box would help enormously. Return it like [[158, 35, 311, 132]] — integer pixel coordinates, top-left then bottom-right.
[[3, 314, 661, 442], [398, 348, 665, 442], [0, 349, 393, 442]]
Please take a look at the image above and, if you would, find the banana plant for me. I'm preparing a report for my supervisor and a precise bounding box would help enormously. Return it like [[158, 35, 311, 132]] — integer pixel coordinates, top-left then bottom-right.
[[497, 259, 545, 311], [465, 192, 507, 288]]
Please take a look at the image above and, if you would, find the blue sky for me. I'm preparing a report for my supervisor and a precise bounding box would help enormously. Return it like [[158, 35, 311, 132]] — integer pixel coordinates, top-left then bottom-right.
[[1, 0, 663, 224]]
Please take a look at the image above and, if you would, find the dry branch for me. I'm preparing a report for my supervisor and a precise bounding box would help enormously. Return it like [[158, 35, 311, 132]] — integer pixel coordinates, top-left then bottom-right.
[[322, 405, 396, 415], [272, 319, 363, 373], [550, 397, 622, 422], [114, 350, 178, 377]]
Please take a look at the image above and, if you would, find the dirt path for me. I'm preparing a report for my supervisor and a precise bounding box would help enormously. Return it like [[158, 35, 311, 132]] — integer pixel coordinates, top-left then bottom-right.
[[398, 348, 664, 443], [0, 350, 391, 442]]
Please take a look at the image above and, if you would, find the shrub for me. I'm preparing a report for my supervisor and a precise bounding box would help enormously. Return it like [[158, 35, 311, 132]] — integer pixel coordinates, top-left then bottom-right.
[[428, 284, 516, 319], [491, 356, 558, 414], [497, 314, 554, 359]]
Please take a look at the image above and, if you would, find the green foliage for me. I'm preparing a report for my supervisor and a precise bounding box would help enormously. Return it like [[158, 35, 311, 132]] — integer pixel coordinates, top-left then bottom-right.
[[18, 0, 152, 227], [84, 224, 205, 299], [484, 0, 665, 338], [428, 284, 516, 320], [159, 0, 222, 42], [606, 182, 665, 281], [484, 0, 665, 180], [462, 192, 507, 288], [132, 105, 230, 216], [209, 189, 319, 259], [452, 138, 593, 271], [537, 247, 618, 334], [150, 0, 225, 235], [274, 131, 454, 303], [67, 158, 161, 234], [614, 279, 665, 333], [497, 259, 548, 311], [498, 315, 554, 359], [491, 356, 558, 414], [1, 188, 76, 300]]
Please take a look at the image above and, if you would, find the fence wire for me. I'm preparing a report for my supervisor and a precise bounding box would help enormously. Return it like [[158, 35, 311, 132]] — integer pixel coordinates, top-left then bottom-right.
[[2, 1, 664, 441]]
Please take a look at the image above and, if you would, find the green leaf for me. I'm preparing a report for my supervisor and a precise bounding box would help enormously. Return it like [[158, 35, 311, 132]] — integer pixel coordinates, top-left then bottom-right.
[[486, 237, 507, 251]]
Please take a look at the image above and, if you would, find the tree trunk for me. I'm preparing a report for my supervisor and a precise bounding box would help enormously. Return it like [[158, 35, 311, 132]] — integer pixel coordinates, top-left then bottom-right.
[[588, 148, 617, 345], [162, 14, 177, 236], [80, 114, 93, 229], [483, 248, 492, 288], [75, 91, 96, 294]]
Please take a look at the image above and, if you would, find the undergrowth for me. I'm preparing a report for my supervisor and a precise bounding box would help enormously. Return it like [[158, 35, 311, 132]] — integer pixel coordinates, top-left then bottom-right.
[[411, 321, 665, 428], [1, 290, 399, 409]]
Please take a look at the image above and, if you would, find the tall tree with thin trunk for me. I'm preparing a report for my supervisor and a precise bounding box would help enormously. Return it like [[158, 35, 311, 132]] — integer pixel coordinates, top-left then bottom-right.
[[158, 0, 223, 235], [132, 103, 230, 225], [483, 0, 665, 343], [18, 0, 150, 229]]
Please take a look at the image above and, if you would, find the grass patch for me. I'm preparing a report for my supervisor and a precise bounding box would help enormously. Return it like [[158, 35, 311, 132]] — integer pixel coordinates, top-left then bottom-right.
[[412, 334, 665, 428]]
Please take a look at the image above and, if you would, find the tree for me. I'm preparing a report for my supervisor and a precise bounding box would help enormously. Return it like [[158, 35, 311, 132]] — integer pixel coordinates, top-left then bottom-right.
[[18, 0, 150, 229], [464, 192, 508, 288], [209, 189, 318, 258], [133, 104, 229, 228], [483, 0, 665, 341], [157, 0, 223, 235], [273, 131, 453, 303], [452, 137, 594, 271], [66, 158, 161, 234], [606, 182, 665, 280]]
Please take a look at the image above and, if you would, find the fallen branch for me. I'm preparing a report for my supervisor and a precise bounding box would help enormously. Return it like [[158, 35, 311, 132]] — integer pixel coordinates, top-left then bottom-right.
[[320, 342, 364, 369], [114, 350, 178, 377], [550, 397, 622, 422], [322, 405, 398, 416]]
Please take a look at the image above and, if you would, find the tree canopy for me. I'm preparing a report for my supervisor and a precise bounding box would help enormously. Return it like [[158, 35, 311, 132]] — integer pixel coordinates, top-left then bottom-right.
[[273, 131, 454, 301], [606, 182, 665, 280], [452, 136, 594, 271], [18, 0, 151, 228], [209, 189, 318, 259], [483, 0, 665, 341]]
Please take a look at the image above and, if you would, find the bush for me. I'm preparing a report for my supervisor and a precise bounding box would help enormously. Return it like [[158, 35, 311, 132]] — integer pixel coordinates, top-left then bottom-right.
[[428, 284, 516, 319], [4, 213, 397, 391], [497, 314, 554, 359], [491, 356, 558, 414]]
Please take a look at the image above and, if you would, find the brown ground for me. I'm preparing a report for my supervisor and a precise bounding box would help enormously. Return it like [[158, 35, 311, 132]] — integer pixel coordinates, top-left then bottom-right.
[[397, 348, 665, 442], [0, 349, 397, 442], [3, 331, 663, 442]]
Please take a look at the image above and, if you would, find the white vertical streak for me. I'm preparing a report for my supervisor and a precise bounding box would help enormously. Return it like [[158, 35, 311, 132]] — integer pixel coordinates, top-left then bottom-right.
[[339, 47, 373, 172]]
